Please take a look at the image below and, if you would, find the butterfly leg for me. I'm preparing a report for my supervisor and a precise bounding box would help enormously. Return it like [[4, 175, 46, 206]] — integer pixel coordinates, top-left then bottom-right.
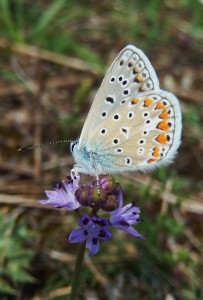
[[96, 174, 101, 194], [71, 168, 80, 188]]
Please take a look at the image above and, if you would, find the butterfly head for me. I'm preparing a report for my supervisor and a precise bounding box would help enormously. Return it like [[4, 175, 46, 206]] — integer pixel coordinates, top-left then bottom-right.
[[70, 139, 79, 153], [71, 140, 95, 175]]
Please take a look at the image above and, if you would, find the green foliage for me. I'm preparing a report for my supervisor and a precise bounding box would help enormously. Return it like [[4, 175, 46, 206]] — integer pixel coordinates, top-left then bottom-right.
[[0, 0, 202, 72], [0, 212, 35, 295], [30, 0, 67, 40]]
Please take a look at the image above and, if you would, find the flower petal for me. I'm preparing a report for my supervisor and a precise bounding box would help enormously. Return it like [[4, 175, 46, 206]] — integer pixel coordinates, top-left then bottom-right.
[[127, 227, 145, 239], [86, 236, 99, 256], [69, 228, 86, 243], [39, 178, 80, 210]]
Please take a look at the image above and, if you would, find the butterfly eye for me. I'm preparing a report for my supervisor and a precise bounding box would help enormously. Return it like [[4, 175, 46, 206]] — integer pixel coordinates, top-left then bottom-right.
[[70, 140, 78, 152]]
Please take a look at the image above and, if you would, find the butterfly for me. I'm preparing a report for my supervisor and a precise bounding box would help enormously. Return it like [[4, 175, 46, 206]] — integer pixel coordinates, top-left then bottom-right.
[[71, 45, 182, 177]]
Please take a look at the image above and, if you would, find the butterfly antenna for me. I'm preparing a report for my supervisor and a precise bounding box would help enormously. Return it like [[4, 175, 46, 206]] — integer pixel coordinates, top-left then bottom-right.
[[18, 140, 71, 151]]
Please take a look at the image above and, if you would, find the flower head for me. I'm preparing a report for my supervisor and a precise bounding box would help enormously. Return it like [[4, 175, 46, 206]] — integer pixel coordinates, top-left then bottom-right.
[[39, 173, 144, 256], [69, 214, 112, 256], [75, 176, 120, 212], [39, 174, 80, 210]]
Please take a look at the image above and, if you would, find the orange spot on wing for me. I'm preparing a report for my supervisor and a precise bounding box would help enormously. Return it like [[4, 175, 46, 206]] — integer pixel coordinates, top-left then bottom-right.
[[144, 97, 153, 107], [157, 120, 170, 131], [155, 101, 165, 110], [135, 75, 143, 82], [152, 147, 160, 157], [159, 109, 170, 119], [156, 133, 168, 144], [131, 98, 140, 104], [139, 85, 146, 92], [148, 159, 155, 163], [133, 67, 139, 73]]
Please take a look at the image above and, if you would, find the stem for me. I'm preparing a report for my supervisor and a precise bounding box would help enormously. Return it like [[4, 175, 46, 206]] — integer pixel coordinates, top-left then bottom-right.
[[69, 242, 86, 300]]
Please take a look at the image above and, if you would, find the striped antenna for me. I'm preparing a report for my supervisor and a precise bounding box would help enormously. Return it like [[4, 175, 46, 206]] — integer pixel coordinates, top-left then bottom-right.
[[18, 140, 71, 151]]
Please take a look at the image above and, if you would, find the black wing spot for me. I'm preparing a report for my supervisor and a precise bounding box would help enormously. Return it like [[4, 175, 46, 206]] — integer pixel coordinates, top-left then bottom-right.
[[101, 111, 107, 117], [113, 139, 119, 144], [123, 90, 129, 95], [113, 114, 120, 120], [105, 97, 114, 104], [101, 129, 106, 135], [128, 112, 134, 119]]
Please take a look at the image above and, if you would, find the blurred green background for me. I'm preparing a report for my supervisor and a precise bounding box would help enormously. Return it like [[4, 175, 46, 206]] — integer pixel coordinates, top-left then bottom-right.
[[0, 0, 203, 299]]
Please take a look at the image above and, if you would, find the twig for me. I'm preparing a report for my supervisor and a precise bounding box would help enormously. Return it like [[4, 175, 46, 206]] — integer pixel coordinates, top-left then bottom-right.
[[0, 38, 100, 75]]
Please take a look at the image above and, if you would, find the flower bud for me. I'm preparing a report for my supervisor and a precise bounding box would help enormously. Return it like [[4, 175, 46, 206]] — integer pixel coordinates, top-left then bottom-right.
[[101, 194, 119, 212], [99, 176, 116, 193], [75, 185, 92, 207]]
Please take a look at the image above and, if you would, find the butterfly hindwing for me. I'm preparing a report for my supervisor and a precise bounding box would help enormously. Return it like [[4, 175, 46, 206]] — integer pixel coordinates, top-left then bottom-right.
[[87, 90, 182, 173]]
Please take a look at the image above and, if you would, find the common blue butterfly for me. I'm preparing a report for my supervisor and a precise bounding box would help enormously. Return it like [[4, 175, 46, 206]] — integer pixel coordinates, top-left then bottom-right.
[[71, 45, 182, 176]]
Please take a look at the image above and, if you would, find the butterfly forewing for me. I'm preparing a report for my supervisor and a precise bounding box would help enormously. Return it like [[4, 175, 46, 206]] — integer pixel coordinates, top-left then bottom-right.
[[79, 45, 160, 144]]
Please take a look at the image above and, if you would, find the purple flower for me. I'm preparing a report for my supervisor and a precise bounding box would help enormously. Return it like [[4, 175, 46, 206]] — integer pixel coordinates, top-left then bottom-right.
[[39, 175, 80, 210], [110, 187, 144, 239], [69, 214, 112, 256]]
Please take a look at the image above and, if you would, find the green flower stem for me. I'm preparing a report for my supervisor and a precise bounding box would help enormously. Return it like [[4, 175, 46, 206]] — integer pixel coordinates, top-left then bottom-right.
[[70, 242, 86, 300]]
